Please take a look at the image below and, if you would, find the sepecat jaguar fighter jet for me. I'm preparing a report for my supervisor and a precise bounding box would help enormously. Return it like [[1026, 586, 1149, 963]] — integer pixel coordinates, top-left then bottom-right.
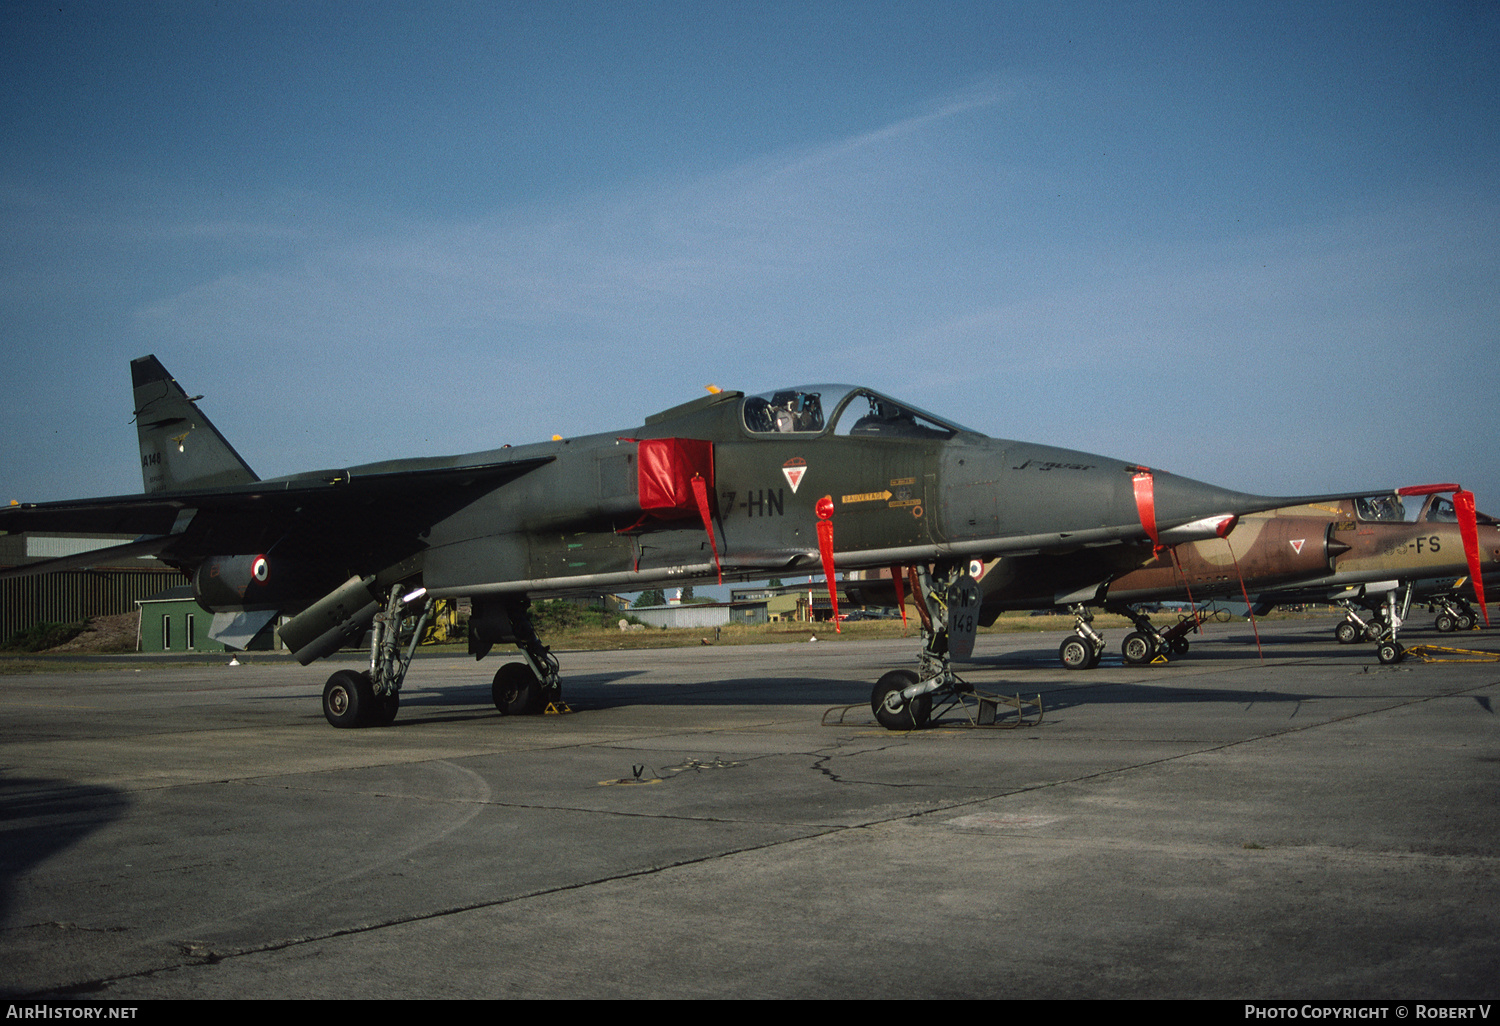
[[1, 356, 1386, 730]]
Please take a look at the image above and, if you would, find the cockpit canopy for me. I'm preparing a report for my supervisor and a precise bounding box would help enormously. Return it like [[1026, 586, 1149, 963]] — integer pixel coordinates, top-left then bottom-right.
[[742, 388, 828, 434], [740, 385, 966, 439], [1419, 494, 1498, 525], [1355, 492, 1499, 525], [1355, 494, 1407, 523]]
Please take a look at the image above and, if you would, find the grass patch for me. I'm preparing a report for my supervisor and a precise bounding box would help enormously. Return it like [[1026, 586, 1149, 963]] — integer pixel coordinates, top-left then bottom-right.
[[1, 621, 86, 653], [529, 608, 1318, 652]]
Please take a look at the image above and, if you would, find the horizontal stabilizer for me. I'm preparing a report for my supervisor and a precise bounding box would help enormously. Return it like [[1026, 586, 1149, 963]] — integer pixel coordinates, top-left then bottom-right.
[[0, 536, 172, 581]]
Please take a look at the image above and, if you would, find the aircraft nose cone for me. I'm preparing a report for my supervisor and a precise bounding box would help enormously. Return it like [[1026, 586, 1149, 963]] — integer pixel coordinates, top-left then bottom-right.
[[946, 442, 1287, 545], [1146, 471, 1277, 525], [944, 438, 1384, 555]]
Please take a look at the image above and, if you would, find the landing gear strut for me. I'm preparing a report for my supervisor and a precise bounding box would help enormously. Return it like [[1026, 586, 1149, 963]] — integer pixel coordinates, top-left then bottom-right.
[[869, 563, 981, 730], [1056, 603, 1202, 670], [322, 585, 433, 728], [1107, 603, 1200, 665], [1335, 585, 1413, 664], [1059, 605, 1105, 669], [1432, 595, 1479, 633], [470, 597, 563, 717]]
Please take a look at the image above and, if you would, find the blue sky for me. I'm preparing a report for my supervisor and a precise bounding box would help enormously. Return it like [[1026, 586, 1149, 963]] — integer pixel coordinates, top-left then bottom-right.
[[4, 0, 1498, 532]]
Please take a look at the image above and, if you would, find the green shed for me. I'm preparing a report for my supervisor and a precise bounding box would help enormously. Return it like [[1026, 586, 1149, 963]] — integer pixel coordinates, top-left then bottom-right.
[[135, 586, 275, 653]]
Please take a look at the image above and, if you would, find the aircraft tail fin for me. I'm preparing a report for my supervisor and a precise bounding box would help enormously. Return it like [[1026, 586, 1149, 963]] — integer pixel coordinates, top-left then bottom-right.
[[131, 355, 258, 493]]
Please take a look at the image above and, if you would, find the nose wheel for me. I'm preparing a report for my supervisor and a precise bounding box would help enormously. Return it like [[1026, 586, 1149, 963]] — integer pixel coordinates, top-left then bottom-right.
[[1338, 590, 1411, 665], [871, 669, 932, 730], [867, 563, 981, 730]]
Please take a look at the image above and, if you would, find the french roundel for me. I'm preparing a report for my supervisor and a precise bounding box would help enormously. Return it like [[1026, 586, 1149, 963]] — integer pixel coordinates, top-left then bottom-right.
[[252, 555, 269, 583]]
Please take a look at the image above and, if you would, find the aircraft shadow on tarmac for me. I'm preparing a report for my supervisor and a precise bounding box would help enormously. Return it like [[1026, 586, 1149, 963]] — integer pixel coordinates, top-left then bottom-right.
[[0, 774, 128, 939], [287, 669, 868, 726], [1005, 681, 1323, 717], [312, 664, 1332, 727], [287, 622, 1496, 727]]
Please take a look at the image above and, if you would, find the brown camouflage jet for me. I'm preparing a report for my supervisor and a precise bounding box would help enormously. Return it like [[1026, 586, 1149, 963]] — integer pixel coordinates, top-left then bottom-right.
[[968, 486, 1499, 668]]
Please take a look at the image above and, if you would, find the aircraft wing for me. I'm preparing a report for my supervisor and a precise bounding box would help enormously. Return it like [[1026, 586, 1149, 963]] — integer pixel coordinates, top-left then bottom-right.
[[0, 455, 555, 572]]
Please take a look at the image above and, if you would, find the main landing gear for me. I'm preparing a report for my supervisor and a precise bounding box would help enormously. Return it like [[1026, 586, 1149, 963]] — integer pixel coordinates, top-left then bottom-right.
[[1057, 603, 1201, 669], [1110, 603, 1196, 666], [1058, 605, 1105, 669], [1333, 615, 1379, 645], [1431, 596, 1480, 634], [322, 585, 434, 728], [320, 588, 566, 728], [471, 597, 564, 719]]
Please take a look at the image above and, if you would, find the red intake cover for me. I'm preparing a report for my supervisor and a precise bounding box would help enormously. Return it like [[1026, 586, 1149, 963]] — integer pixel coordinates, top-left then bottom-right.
[[638, 438, 715, 518]]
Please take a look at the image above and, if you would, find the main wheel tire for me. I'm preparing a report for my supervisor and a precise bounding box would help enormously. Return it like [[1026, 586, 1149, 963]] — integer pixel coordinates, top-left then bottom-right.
[[493, 662, 544, 716], [870, 669, 931, 731], [1457, 613, 1476, 631], [1435, 613, 1456, 633], [1365, 619, 1386, 642], [1376, 640, 1405, 665], [1335, 620, 1360, 644], [1058, 636, 1093, 670], [366, 689, 400, 727], [1086, 643, 1104, 668], [1121, 631, 1155, 666], [324, 669, 374, 728]]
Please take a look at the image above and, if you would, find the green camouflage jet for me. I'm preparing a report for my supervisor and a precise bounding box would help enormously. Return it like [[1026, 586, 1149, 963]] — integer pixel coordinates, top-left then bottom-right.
[[1, 356, 1398, 730]]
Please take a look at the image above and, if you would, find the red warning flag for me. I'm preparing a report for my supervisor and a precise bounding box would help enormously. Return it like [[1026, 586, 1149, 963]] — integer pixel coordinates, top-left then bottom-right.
[[1132, 469, 1160, 551], [815, 496, 840, 633], [1454, 490, 1490, 627]]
